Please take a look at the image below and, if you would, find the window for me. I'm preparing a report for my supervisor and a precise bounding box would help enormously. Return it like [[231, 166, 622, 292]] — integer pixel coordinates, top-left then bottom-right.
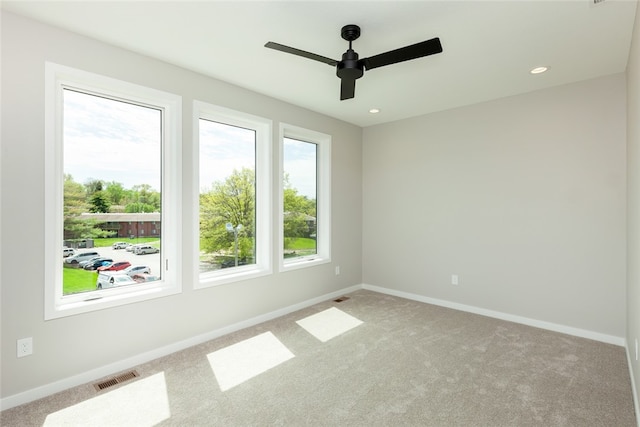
[[45, 63, 181, 319], [279, 124, 331, 271], [194, 101, 272, 287]]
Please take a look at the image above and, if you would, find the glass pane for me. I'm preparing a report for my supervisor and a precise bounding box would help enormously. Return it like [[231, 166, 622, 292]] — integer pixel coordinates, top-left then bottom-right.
[[199, 119, 256, 272], [283, 138, 317, 259], [62, 89, 162, 295]]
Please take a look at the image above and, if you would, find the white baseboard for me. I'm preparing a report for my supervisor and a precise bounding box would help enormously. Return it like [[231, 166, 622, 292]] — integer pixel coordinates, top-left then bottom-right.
[[0, 284, 361, 411], [625, 341, 640, 427], [362, 283, 626, 346]]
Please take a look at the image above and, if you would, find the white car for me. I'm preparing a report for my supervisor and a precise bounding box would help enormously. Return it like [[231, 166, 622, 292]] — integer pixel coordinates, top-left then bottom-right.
[[123, 265, 151, 277], [63, 247, 75, 257], [96, 272, 137, 289], [112, 241, 130, 250]]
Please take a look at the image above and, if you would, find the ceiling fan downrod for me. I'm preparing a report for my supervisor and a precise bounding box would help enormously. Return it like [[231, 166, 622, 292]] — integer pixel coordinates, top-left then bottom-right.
[[337, 25, 364, 81]]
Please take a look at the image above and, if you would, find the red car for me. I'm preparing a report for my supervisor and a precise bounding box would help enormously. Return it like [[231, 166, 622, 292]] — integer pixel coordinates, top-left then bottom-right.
[[97, 261, 131, 272]]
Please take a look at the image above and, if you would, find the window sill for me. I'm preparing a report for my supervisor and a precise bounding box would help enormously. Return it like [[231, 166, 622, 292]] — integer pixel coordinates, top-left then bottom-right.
[[280, 256, 330, 273], [196, 265, 272, 289], [45, 281, 182, 320]]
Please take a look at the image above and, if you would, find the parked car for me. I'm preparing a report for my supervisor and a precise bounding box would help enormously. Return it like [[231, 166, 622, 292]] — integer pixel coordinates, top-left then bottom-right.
[[112, 242, 130, 250], [97, 261, 131, 272], [126, 244, 144, 252], [123, 265, 151, 277], [64, 251, 99, 264], [83, 257, 113, 271], [135, 245, 159, 255], [62, 247, 75, 258], [96, 272, 137, 289], [132, 273, 161, 283], [221, 258, 248, 268], [79, 256, 102, 268]]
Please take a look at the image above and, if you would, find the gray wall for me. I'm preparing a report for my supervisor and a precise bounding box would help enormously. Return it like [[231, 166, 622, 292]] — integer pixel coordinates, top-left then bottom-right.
[[626, 0, 640, 410], [0, 12, 362, 400], [363, 74, 627, 338]]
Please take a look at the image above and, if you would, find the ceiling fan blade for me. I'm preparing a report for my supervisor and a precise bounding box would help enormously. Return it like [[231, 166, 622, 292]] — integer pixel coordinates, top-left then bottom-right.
[[362, 37, 443, 71], [340, 78, 356, 100], [265, 42, 338, 66]]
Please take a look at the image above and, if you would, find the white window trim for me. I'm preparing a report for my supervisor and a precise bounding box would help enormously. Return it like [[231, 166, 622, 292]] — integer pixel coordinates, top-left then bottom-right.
[[193, 101, 272, 288], [44, 62, 182, 320], [279, 123, 331, 272]]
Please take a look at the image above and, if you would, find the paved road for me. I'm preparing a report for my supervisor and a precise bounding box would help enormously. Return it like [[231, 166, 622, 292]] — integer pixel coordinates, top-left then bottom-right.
[[72, 245, 161, 276]]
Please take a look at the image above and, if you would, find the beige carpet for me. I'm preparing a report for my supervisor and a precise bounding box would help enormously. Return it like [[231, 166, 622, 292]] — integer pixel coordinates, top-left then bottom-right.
[[1, 290, 637, 426]]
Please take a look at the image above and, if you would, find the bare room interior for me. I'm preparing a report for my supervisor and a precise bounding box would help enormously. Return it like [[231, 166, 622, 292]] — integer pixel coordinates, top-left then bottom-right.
[[1, 1, 639, 425]]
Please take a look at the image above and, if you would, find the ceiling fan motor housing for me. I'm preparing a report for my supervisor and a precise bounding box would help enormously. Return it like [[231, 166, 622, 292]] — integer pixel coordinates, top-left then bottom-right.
[[337, 49, 364, 80]]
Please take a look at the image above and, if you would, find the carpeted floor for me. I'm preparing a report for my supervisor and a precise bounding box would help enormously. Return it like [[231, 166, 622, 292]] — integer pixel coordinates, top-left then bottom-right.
[[1, 290, 637, 426]]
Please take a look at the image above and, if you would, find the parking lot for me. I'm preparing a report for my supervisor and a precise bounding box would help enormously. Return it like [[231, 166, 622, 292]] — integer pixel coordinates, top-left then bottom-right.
[[69, 244, 161, 276]]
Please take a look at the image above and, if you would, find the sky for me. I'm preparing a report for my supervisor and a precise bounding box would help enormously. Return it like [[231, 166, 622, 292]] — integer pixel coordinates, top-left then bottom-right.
[[282, 137, 316, 199], [199, 119, 317, 198], [199, 119, 255, 192], [64, 90, 316, 199], [64, 89, 162, 190]]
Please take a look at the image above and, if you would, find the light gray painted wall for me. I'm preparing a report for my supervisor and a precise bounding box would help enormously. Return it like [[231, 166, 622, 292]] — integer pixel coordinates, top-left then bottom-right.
[[0, 12, 362, 399], [363, 74, 627, 338], [626, 0, 640, 409]]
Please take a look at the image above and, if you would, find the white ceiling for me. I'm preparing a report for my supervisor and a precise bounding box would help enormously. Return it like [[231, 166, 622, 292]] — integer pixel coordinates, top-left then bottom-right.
[[2, 0, 637, 127]]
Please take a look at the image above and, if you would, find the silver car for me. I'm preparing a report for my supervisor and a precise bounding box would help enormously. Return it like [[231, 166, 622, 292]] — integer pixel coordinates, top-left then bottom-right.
[[64, 251, 99, 264], [124, 265, 151, 277], [135, 245, 159, 255]]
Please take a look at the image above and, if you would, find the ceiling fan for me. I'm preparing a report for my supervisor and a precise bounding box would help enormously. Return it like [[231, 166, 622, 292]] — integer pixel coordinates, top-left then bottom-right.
[[265, 24, 443, 101]]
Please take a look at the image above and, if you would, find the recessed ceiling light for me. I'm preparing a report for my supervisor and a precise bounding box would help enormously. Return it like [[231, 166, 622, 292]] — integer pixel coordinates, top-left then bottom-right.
[[369, 108, 380, 114], [530, 66, 549, 75]]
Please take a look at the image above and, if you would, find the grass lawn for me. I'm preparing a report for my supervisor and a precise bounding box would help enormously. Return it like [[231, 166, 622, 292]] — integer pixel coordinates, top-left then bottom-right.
[[92, 237, 159, 248], [63, 266, 98, 294], [284, 237, 316, 258], [286, 237, 316, 250]]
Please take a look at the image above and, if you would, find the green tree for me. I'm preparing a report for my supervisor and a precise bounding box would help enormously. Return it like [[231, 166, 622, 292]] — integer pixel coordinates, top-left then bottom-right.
[[124, 202, 157, 213], [104, 181, 125, 205], [200, 168, 255, 258], [89, 191, 110, 213], [63, 175, 88, 239], [282, 174, 316, 247], [84, 178, 104, 195], [63, 175, 109, 239], [127, 184, 160, 212]]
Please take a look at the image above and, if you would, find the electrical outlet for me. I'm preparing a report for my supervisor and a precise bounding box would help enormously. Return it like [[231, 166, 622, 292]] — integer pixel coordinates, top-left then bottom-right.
[[451, 274, 459, 285], [17, 337, 33, 358], [335, 266, 340, 276]]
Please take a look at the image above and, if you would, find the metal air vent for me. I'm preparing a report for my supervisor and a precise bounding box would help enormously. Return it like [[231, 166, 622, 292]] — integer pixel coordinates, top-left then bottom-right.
[[93, 370, 140, 391]]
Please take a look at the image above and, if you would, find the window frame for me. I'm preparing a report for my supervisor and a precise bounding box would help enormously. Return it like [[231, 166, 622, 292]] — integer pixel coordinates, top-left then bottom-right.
[[44, 62, 182, 320], [278, 123, 331, 272], [193, 101, 272, 288]]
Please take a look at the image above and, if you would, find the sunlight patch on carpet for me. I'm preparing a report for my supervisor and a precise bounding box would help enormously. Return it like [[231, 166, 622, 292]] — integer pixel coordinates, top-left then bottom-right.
[[207, 331, 295, 391], [43, 372, 170, 426], [296, 307, 363, 342]]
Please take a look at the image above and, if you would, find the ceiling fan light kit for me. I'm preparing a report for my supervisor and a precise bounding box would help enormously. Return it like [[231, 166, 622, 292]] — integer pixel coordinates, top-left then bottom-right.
[[265, 24, 443, 101]]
